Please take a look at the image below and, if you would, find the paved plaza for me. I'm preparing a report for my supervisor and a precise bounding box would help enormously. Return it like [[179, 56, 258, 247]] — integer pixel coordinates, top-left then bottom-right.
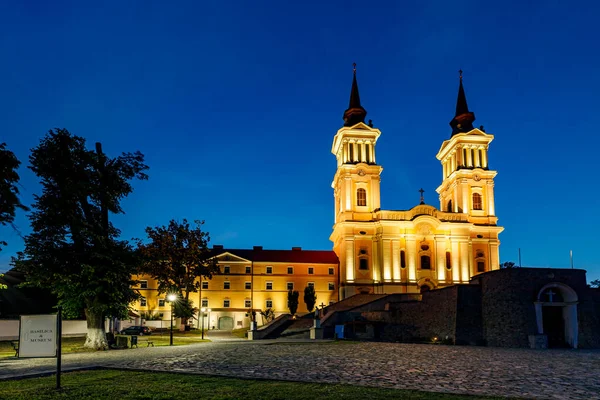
[[1, 340, 599, 399]]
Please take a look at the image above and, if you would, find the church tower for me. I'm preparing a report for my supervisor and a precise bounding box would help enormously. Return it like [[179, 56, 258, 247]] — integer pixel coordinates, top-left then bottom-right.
[[436, 72, 498, 226], [330, 65, 382, 292]]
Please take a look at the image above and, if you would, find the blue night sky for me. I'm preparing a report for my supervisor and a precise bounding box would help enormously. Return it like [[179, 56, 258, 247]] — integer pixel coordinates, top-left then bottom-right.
[[0, 1, 599, 282]]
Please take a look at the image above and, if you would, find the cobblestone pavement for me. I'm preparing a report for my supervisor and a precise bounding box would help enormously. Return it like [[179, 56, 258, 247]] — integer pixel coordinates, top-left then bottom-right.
[[1, 341, 599, 399]]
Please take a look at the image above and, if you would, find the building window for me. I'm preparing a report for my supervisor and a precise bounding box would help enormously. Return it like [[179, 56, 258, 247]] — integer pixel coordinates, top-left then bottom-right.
[[308, 267, 314, 275], [287, 267, 294, 274], [158, 299, 165, 307], [400, 250, 406, 269], [287, 282, 294, 291], [308, 282, 315, 288], [266, 300, 273, 308], [357, 188, 367, 206], [224, 281, 230, 290], [472, 193, 482, 210], [328, 282, 335, 291], [223, 299, 230, 308], [139, 280, 148, 289], [140, 297, 147, 307], [245, 282, 251, 290], [421, 255, 431, 270], [223, 266, 230, 274], [202, 281, 208, 290], [447, 200, 453, 212], [266, 266, 273, 274], [446, 252, 452, 270], [359, 258, 368, 270], [477, 261, 485, 272], [201, 298, 208, 307], [245, 266, 251, 274], [328, 267, 335, 275], [245, 299, 252, 308], [266, 282, 273, 290]]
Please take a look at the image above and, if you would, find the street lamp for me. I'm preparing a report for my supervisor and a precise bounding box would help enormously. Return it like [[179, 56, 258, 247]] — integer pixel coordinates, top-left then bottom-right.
[[167, 293, 177, 346], [200, 307, 211, 339]]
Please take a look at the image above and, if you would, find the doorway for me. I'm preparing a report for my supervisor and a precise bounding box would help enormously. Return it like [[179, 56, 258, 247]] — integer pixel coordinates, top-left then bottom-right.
[[542, 306, 567, 348], [218, 316, 234, 330]]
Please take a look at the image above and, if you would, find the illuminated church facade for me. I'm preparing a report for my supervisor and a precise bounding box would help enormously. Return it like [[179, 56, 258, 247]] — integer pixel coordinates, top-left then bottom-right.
[[330, 68, 503, 298]]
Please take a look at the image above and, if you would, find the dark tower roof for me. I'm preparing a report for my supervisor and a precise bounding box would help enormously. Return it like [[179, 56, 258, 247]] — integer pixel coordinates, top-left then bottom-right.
[[449, 70, 476, 136], [343, 63, 367, 127]]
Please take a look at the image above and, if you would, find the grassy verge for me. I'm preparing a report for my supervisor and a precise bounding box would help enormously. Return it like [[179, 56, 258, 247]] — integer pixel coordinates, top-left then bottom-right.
[[231, 328, 248, 338], [0, 369, 509, 400]]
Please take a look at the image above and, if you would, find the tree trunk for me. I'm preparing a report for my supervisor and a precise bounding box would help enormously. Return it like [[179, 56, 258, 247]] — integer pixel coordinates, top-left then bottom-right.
[[84, 309, 108, 350]]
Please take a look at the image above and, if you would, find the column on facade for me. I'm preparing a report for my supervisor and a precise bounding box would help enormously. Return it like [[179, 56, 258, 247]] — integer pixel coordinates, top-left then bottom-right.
[[436, 238, 445, 282], [487, 180, 495, 215], [392, 240, 400, 281], [453, 183, 459, 214], [345, 239, 355, 281], [461, 181, 468, 213], [406, 237, 417, 282], [361, 142, 366, 163], [481, 147, 488, 168], [382, 239, 392, 281], [456, 147, 462, 168], [343, 142, 348, 164], [345, 177, 352, 211], [468, 242, 474, 278], [474, 147, 480, 168], [460, 240, 469, 282], [443, 161, 447, 178], [372, 236, 380, 282], [370, 142, 375, 163], [489, 242, 500, 270], [451, 240, 460, 282], [466, 146, 473, 167]]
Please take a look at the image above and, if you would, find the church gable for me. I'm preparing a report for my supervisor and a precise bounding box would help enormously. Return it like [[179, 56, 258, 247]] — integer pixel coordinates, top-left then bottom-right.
[[213, 252, 251, 263]]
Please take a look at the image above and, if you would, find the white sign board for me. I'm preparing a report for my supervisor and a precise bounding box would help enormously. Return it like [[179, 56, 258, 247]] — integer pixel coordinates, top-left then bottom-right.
[[19, 314, 57, 358]]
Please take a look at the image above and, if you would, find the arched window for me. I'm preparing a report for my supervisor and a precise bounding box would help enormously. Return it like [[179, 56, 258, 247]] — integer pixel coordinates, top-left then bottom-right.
[[357, 188, 367, 207], [421, 255, 431, 270], [472, 193, 482, 210], [359, 258, 368, 270], [400, 250, 406, 269], [445, 252, 452, 270], [447, 200, 453, 212], [477, 261, 485, 272]]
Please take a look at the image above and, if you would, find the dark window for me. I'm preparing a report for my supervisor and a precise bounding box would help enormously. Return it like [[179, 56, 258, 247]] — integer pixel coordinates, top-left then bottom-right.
[[223, 266, 230, 274], [446, 252, 452, 270], [201, 281, 208, 290], [447, 200, 453, 212], [420, 286, 430, 294], [359, 258, 368, 270], [140, 280, 148, 289], [140, 297, 147, 306], [266, 266, 273, 274], [287, 282, 294, 291], [308, 267, 314, 275], [266, 282, 273, 290], [287, 267, 294, 274], [266, 300, 273, 308], [357, 188, 367, 206], [328, 267, 335, 275], [473, 193, 482, 210], [400, 250, 406, 269], [421, 255, 431, 270], [245, 282, 251, 290], [224, 281, 230, 289], [158, 299, 165, 307], [245, 266, 251, 274], [223, 299, 230, 308], [477, 261, 485, 272], [201, 299, 208, 307], [328, 283, 335, 291], [308, 282, 315, 288], [245, 299, 251, 308]]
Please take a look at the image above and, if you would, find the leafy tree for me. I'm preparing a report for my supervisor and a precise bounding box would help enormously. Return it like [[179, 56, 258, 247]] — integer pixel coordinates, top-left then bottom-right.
[[304, 285, 317, 312], [590, 279, 600, 288], [136, 219, 219, 325], [0, 142, 28, 251], [15, 129, 148, 349], [287, 290, 299, 315], [500, 261, 517, 269]]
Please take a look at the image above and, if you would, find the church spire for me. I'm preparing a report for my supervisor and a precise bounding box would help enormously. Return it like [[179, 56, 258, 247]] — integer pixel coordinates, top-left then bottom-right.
[[449, 70, 476, 136], [343, 63, 367, 127]]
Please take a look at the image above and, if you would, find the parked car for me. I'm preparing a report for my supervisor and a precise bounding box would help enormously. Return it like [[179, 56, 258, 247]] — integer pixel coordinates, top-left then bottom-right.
[[120, 326, 151, 335]]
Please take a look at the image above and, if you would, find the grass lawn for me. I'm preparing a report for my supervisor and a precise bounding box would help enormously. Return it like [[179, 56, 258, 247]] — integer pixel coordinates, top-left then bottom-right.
[[0, 331, 210, 359], [0, 369, 509, 400]]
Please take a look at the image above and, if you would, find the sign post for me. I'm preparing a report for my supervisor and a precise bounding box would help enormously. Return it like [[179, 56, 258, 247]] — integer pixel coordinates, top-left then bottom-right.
[[56, 306, 62, 389]]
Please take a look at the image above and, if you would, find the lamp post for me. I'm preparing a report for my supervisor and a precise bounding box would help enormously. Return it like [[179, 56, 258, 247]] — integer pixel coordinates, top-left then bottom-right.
[[167, 293, 177, 346]]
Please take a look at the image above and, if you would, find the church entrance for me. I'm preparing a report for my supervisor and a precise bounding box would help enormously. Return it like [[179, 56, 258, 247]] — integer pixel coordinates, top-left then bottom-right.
[[542, 306, 566, 348]]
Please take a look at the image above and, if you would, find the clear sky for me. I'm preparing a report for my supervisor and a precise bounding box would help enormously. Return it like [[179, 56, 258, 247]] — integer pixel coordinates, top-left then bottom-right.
[[0, 1, 598, 282]]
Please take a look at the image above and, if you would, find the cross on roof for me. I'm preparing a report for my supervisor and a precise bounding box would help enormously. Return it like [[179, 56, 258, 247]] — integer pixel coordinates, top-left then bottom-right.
[[419, 188, 425, 205]]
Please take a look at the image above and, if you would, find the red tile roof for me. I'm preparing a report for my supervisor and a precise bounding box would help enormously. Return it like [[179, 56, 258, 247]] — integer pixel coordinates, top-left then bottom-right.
[[210, 248, 338, 264]]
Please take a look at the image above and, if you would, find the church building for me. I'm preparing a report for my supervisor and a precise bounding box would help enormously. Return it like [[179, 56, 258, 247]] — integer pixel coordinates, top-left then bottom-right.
[[330, 67, 503, 298]]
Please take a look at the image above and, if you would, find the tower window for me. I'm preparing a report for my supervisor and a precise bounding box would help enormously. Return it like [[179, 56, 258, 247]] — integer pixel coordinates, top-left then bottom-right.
[[421, 255, 431, 270], [447, 200, 453, 212], [400, 250, 406, 269], [477, 261, 485, 272], [357, 188, 367, 206], [472, 193, 482, 210], [359, 258, 368, 270], [446, 252, 452, 270]]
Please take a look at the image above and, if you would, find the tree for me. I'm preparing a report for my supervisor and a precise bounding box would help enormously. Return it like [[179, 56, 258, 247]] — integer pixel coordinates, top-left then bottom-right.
[[287, 290, 299, 315], [500, 261, 517, 269], [0, 142, 28, 251], [304, 285, 317, 312], [137, 219, 219, 326], [590, 279, 600, 288], [15, 129, 148, 349]]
